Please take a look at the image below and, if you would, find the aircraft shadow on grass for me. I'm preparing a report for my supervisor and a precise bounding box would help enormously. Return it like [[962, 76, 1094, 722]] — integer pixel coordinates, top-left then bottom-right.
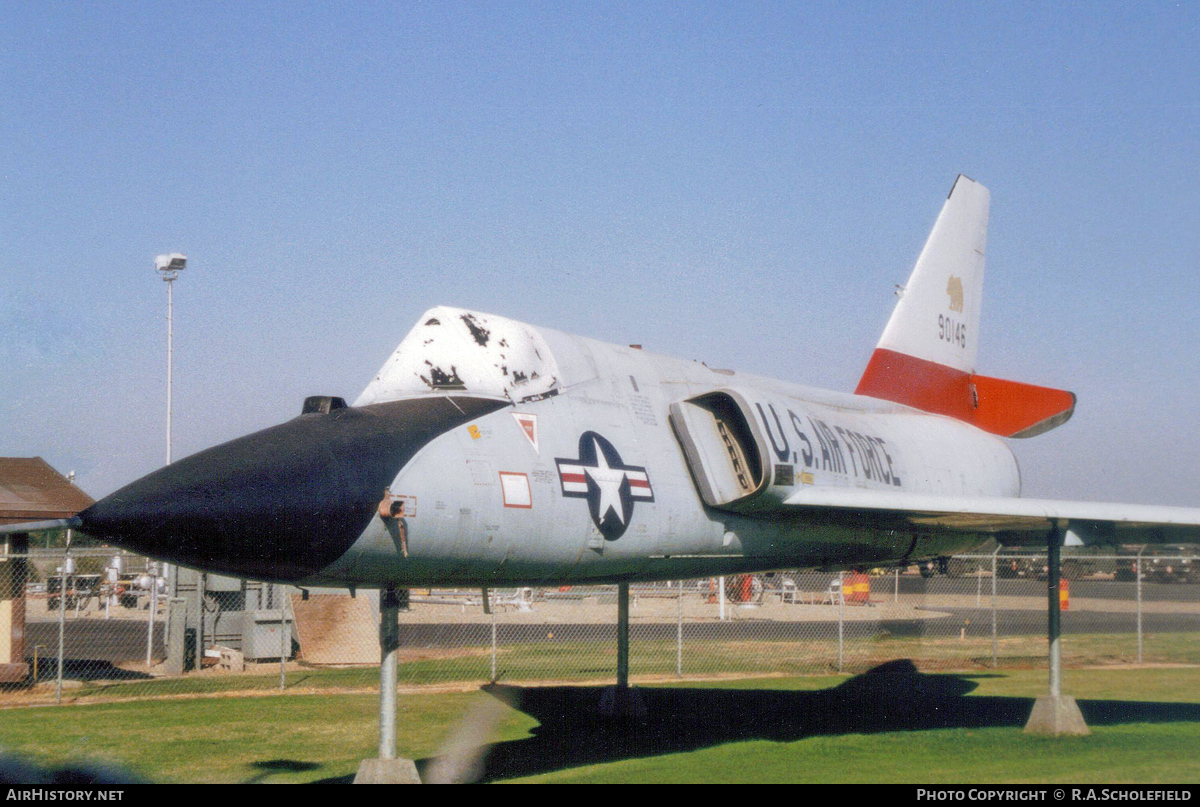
[[421, 659, 1200, 783], [23, 658, 154, 684]]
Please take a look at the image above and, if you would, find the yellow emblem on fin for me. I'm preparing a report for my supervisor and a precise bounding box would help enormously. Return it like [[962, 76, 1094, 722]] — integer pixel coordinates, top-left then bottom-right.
[[946, 275, 964, 312]]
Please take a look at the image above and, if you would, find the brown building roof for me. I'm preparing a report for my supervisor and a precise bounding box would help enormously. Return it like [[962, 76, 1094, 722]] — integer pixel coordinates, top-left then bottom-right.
[[0, 458, 94, 524]]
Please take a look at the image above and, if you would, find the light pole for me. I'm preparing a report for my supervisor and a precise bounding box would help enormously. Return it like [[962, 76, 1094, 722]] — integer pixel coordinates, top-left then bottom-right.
[[155, 253, 187, 465], [154, 253, 186, 620]]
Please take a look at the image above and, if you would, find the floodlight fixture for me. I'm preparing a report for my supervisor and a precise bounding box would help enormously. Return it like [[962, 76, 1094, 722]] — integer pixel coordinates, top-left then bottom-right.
[[155, 252, 187, 279]]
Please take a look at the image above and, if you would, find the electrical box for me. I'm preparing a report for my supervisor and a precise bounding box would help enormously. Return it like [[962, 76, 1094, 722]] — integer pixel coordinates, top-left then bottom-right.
[[243, 610, 295, 661]]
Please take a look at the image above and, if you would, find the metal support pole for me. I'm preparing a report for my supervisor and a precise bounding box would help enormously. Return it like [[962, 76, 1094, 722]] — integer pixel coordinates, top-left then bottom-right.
[[145, 562, 158, 668], [196, 572, 206, 672], [617, 582, 630, 689], [991, 545, 1000, 669], [56, 548, 67, 705], [894, 567, 899, 603], [279, 587, 288, 691], [490, 590, 497, 683], [352, 585, 421, 783], [1136, 546, 1146, 664], [166, 563, 177, 623], [379, 586, 401, 760], [165, 276, 174, 466], [1047, 529, 1062, 698], [718, 575, 726, 621], [1024, 522, 1089, 735], [837, 571, 845, 674], [160, 262, 181, 619], [676, 580, 683, 678]]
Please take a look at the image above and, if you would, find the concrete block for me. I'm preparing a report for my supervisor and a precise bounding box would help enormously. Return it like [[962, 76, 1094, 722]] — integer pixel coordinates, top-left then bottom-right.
[[353, 757, 422, 784], [217, 646, 244, 673], [164, 598, 187, 676]]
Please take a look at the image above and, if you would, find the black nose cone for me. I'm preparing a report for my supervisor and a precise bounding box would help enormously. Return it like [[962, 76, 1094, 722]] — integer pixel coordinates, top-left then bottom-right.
[[78, 396, 505, 581]]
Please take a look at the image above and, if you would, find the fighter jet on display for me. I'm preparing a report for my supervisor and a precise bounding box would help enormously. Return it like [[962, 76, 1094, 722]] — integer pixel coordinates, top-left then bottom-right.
[[14, 175, 1200, 584], [9, 174, 1200, 779]]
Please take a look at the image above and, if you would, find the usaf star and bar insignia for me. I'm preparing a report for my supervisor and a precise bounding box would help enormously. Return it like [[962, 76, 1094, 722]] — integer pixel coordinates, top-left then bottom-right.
[[556, 431, 654, 541]]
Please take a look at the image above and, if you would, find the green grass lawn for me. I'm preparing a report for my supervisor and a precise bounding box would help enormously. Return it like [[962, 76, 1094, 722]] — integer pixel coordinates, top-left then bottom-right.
[[3, 666, 1200, 783]]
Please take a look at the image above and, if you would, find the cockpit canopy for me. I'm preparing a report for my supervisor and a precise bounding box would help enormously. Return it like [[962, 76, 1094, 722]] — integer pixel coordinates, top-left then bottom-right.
[[355, 306, 565, 406]]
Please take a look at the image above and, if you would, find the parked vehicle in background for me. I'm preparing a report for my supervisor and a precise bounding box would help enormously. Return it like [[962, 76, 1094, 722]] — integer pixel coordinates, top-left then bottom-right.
[[914, 556, 983, 578], [988, 547, 1103, 581], [930, 539, 1097, 580], [1059, 550, 1103, 581], [945, 556, 992, 577], [995, 549, 1046, 580], [1115, 545, 1200, 583]]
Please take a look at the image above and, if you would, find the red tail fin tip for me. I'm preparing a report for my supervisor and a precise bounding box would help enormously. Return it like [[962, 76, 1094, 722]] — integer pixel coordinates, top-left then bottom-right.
[[856, 348, 1075, 438]]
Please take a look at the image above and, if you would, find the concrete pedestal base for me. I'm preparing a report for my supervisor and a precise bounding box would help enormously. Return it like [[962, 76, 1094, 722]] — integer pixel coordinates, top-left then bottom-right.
[[353, 757, 422, 784], [1023, 695, 1090, 736]]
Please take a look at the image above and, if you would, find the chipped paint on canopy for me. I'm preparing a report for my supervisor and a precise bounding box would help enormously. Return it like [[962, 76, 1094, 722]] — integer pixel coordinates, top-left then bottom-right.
[[354, 306, 563, 406]]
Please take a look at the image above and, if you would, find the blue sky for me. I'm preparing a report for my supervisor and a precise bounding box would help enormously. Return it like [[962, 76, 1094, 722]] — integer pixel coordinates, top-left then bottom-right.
[[2, 2, 1198, 505]]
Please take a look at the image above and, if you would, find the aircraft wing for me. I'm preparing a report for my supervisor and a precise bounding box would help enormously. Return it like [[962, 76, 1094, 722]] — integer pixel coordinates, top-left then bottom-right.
[[782, 487, 1200, 546]]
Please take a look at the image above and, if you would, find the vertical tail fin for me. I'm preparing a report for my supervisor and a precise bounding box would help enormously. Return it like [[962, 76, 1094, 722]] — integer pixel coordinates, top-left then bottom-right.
[[876, 174, 989, 374], [856, 176, 1075, 438]]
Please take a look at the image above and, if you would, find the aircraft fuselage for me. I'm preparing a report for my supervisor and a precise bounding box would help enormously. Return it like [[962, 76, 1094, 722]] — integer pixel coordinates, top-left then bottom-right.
[[313, 309, 1019, 587]]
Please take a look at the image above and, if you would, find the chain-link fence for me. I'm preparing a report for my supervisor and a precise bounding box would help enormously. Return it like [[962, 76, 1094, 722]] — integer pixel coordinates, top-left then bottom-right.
[[2, 549, 1198, 707]]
